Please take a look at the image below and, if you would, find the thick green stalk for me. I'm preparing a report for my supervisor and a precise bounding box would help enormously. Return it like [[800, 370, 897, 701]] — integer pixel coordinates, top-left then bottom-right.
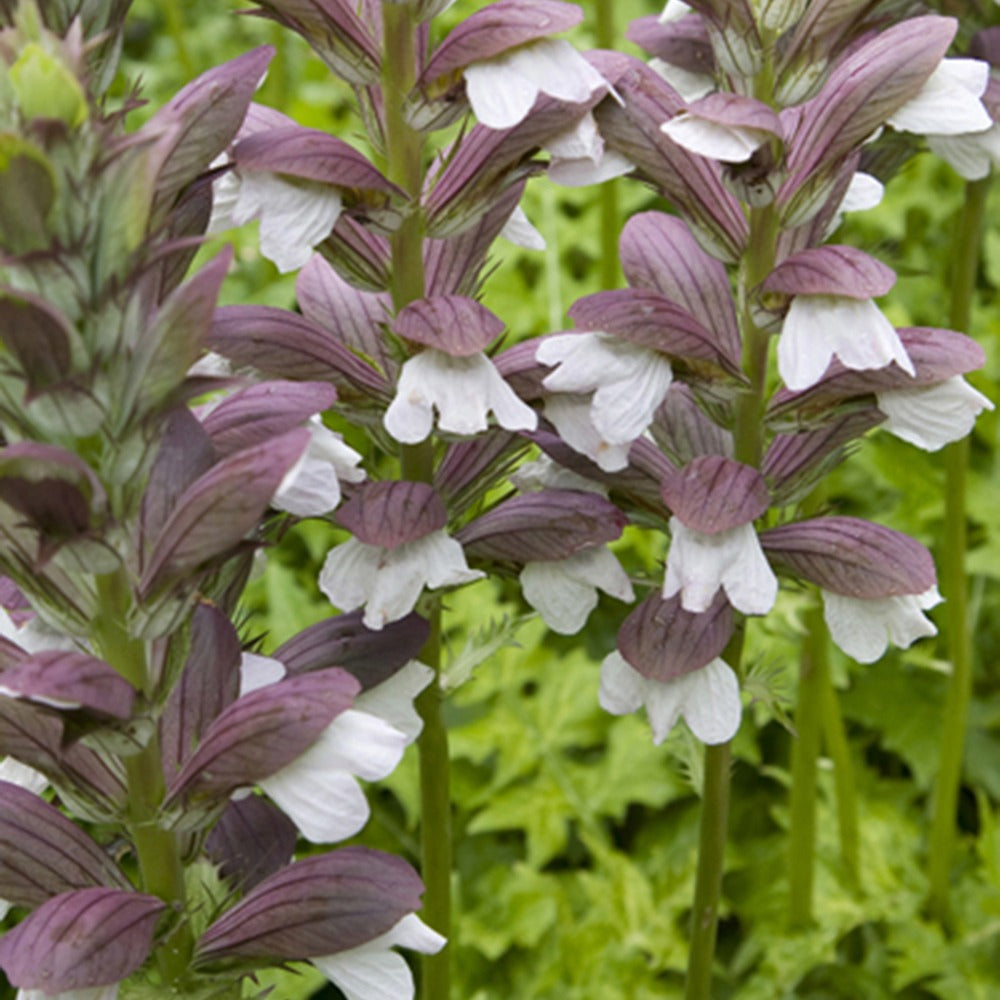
[[787, 603, 826, 926], [820, 654, 859, 886], [594, 0, 621, 290], [93, 570, 191, 984], [684, 197, 777, 999], [381, 8, 450, 996], [926, 175, 990, 925]]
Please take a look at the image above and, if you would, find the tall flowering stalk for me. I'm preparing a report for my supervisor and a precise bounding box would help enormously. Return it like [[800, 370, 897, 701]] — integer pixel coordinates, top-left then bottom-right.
[[0, 4, 445, 997]]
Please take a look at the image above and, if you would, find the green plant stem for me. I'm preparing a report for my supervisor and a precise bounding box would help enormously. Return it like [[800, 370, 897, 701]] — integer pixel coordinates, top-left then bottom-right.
[[819, 654, 859, 886], [685, 196, 777, 999], [381, 8, 450, 995], [594, 0, 620, 290], [787, 603, 826, 927], [926, 175, 990, 925], [93, 570, 191, 984]]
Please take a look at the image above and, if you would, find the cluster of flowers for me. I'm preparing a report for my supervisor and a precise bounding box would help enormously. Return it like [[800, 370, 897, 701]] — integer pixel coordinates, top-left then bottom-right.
[[0, 0, 995, 995]]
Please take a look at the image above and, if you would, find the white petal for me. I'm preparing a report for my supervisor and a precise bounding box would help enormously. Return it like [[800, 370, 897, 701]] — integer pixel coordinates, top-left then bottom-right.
[[548, 148, 634, 187], [500, 204, 546, 250], [889, 59, 992, 136], [0, 757, 48, 795], [927, 127, 1000, 181], [384, 355, 437, 444], [464, 59, 540, 129], [547, 112, 602, 161], [403, 530, 484, 591], [666, 657, 742, 745], [823, 589, 940, 664], [312, 915, 445, 1000], [364, 547, 432, 630], [649, 58, 715, 102], [238, 652, 286, 696], [778, 295, 915, 391], [231, 172, 343, 273], [385, 352, 534, 443], [17, 988, 118, 1000], [260, 710, 406, 843], [598, 650, 646, 716], [355, 661, 435, 744], [504, 39, 606, 104], [542, 394, 632, 471], [877, 376, 994, 451], [839, 172, 884, 214], [510, 455, 609, 496], [660, 114, 768, 162], [664, 519, 776, 616], [660, 0, 692, 22], [274, 419, 365, 517], [520, 561, 599, 634], [319, 538, 381, 614], [207, 163, 241, 234]]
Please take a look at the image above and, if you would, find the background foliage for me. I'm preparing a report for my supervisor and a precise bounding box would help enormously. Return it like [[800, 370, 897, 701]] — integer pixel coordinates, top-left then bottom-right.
[[4, 2, 998, 997]]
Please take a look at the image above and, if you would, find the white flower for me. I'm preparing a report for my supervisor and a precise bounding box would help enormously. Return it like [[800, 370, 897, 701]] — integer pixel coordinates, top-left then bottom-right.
[[464, 38, 609, 130], [354, 660, 435, 744], [823, 586, 942, 664], [500, 204, 546, 250], [927, 125, 1000, 181], [599, 652, 741, 745], [510, 454, 608, 496], [659, 0, 692, 21], [209, 167, 342, 273], [320, 531, 484, 631], [660, 114, 769, 163], [260, 708, 407, 843], [889, 59, 992, 137], [777, 294, 915, 391], [649, 58, 714, 102], [238, 652, 287, 696], [877, 376, 994, 451], [520, 547, 634, 635], [0, 756, 50, 796], [663, 518, 777, 616], [273, 416, 365, 516], [17, 988, 118, 1000], [538, 332, 674, 463], [541, 394, 632, 472], [384, 351, 537, 444], [312, 913, 445, 1000], [546, 112, 634, 187], [826, 172, 884, 236]]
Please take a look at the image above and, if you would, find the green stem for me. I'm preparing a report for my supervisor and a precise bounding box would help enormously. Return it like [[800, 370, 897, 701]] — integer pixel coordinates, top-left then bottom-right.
[[594, 0, 620, 290], [381, 9, 450, 994], [926, 175, 990, 925], [93, 570, 191, 984], [685, 742, 732, 1000], [787, 602, 826, 927], [684, 185, 778, 1000], [819, 654, 859, 886]]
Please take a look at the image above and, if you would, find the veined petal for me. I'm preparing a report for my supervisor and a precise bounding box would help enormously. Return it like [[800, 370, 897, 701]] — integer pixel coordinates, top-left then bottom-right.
[[660, 114, 768, 163], [590, 350, 673, 444], [877, 376, 994, 451], [543, 394, 632, 471], [889, 58, 992, 136], [231, 171, 343, 273], [354, 661, 435, 744], [823, 587, 941, 663], [260, 710, 406, 843], [312, 914, 445, 1000], [778, 295, 915, 391]]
